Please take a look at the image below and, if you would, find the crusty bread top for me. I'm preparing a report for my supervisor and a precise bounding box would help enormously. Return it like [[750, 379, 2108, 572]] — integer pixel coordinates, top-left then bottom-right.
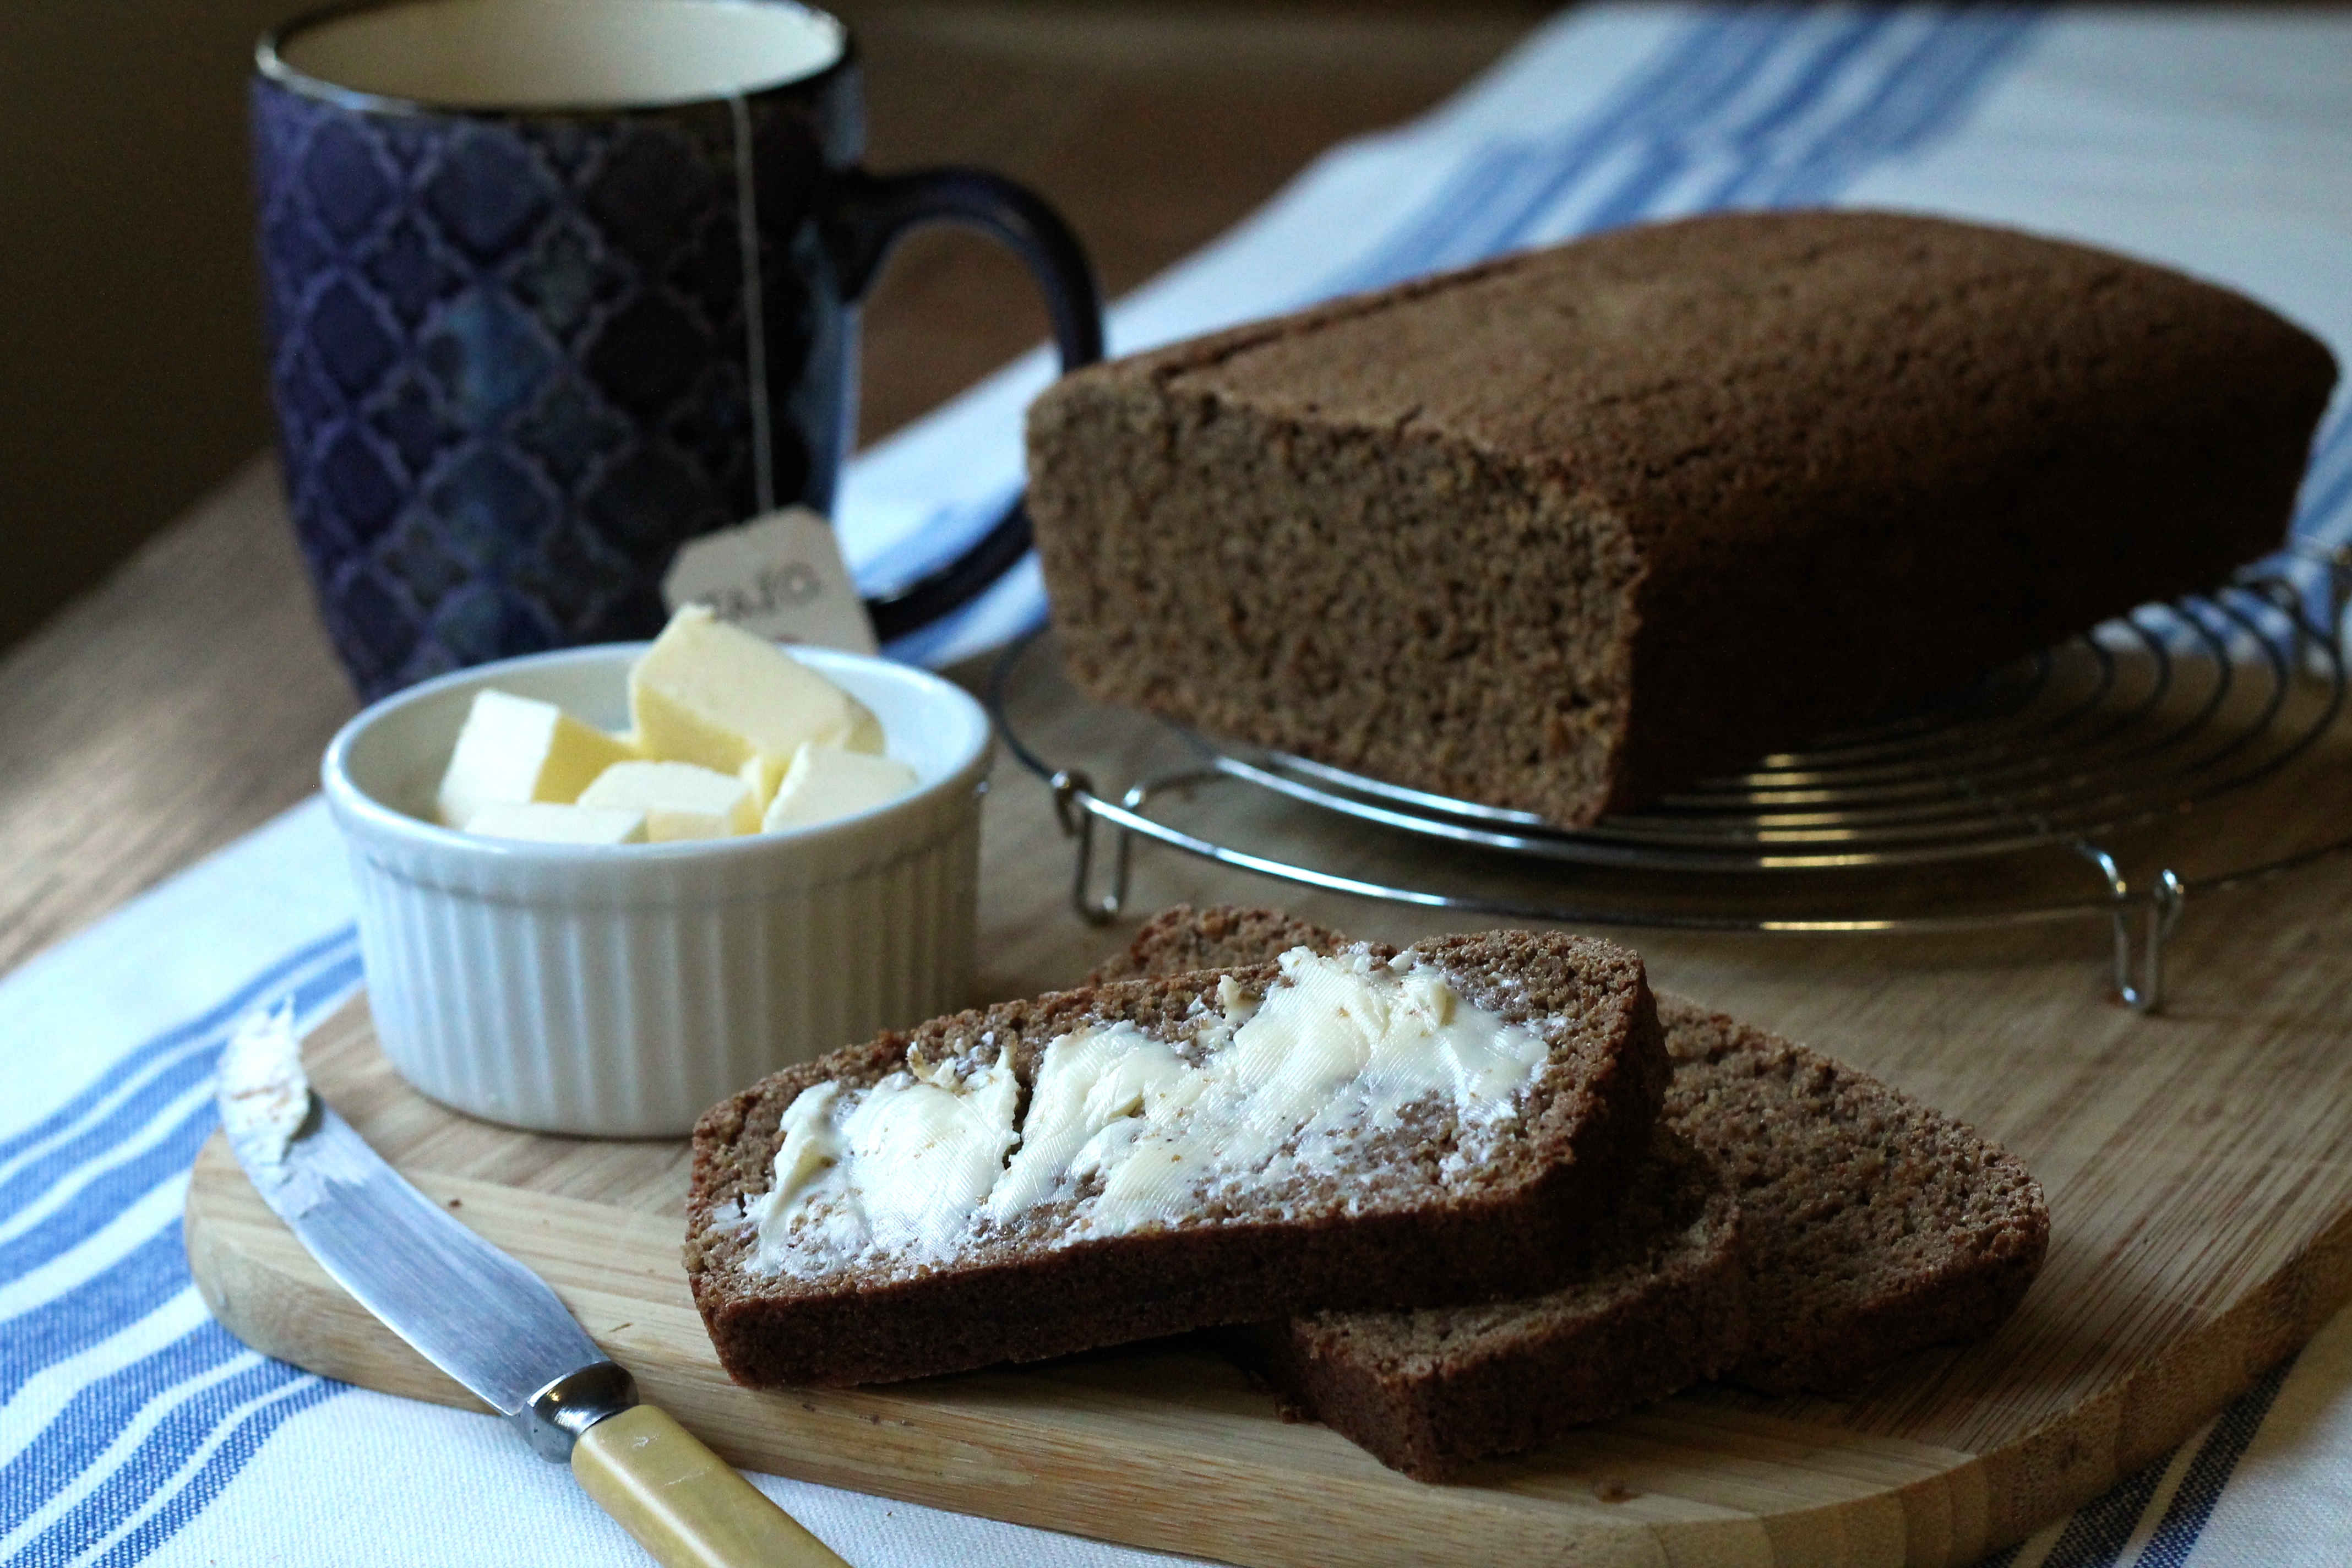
[[692, 930, 1661, 1294], [1035, 210, 2337, 558]]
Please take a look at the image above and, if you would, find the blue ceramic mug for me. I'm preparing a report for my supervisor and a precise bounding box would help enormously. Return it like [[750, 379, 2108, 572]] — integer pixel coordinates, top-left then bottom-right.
[[253, 0, 1102, 697]]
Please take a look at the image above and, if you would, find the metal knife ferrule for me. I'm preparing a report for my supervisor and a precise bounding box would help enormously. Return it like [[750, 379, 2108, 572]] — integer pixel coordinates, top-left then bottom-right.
[[519, 1360, 641, 1462]]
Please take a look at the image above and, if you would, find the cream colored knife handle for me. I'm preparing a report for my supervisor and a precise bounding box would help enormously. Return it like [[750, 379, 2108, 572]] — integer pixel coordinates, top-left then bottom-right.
[[573, 1405, 851, 1568]]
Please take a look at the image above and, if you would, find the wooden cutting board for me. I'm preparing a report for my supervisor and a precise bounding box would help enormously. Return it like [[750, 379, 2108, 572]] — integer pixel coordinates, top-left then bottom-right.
[[184, 698, 2352, 1568]]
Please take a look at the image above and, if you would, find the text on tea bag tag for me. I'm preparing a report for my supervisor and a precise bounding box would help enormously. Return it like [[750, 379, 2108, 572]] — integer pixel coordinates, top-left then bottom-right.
[[662, 508, 879, 656]]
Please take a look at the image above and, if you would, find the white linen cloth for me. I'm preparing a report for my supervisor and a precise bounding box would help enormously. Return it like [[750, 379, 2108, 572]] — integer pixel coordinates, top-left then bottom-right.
[[4, 7, 2351, 1564]]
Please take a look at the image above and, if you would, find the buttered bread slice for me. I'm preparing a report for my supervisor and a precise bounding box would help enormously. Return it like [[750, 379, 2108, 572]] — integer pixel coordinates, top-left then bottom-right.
[[686, 932, 1667, 1387], [1098, 906, 2050, 1477]]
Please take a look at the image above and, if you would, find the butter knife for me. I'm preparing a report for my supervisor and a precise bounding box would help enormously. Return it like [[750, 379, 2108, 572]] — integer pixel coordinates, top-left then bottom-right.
[[215, 1003, 848, 1568]]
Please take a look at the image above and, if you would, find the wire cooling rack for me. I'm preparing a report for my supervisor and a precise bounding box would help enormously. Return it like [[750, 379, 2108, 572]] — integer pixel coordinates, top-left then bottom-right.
[[990, 541, 2352, 1012]]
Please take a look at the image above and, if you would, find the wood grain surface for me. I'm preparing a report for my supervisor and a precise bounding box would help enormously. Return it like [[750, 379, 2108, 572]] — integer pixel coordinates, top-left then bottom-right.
[[185, 671, 2352, 1565]]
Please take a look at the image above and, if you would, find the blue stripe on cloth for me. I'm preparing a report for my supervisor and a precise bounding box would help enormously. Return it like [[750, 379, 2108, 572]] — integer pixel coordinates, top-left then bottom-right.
[[3, 1358, 321, 1567], [0, 948, 362, 1238], [2131, 1351, 2301, 1568], [0, 1229, 189, 1405], [1699, 10, 1913, 206], [1512, 9, 2044, 246], [0, 927, 357, 1172], [0, 1101, 218, 1291], [1954, 1349, 2302, 1568], [2261, 407, 2352, 632], [1568, 10, 1903, 235], [2294, 407, 2352, 541], [1752, 8, 2041, 206], [1330, 9, 1788, 292], [0, 1325, 246, 1539], [1360, 13, 1778, 282], [0, 1054, 220, 1229], [2037, 1449, 2174, 1568], [91, 1379, 347, 1568]]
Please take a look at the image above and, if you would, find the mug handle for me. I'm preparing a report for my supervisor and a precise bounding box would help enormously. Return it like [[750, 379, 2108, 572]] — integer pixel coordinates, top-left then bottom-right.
[[823, 167, 1107, 643]]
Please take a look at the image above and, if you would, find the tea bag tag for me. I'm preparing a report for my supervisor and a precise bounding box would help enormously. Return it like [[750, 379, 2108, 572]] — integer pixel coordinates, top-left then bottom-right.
[[663, 508, 879, 655]]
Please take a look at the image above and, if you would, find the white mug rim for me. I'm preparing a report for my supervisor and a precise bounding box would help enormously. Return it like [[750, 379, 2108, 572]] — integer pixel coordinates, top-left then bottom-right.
[[257, 0, 853, 118]]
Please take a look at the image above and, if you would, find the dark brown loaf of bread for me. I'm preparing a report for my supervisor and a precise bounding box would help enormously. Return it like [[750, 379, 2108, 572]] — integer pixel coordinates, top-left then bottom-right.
[[1028, 210, 2340, 825], [1101, 907, 2049, 1431], [687, 931, 1669, 1387], [1228, 1126, 1747, 1480]]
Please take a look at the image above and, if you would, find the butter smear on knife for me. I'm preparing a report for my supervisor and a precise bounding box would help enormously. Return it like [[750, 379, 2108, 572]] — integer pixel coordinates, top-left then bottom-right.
[[218, 1005, 311, 1166]]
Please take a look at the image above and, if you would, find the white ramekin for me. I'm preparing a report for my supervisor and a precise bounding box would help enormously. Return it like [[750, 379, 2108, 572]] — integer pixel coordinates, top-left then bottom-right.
[[320, 643, 992, 1137]]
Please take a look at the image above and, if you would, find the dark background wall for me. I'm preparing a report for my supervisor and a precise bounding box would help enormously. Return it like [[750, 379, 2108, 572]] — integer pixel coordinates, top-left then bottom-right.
[[0, 0, 1537, 657], [1, 0, 296, 656]]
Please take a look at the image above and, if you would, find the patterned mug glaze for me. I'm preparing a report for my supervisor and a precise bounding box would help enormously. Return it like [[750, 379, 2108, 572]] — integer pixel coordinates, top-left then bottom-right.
[[253, 0, 1100, 698]]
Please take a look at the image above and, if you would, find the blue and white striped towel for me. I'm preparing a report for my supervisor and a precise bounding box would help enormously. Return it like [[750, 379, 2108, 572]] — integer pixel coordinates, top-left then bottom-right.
[[6, 7, 2351, 1564]]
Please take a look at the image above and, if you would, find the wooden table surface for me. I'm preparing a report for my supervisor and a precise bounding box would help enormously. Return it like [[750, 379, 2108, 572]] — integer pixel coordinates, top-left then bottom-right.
[[0, 3, 1530, 980]]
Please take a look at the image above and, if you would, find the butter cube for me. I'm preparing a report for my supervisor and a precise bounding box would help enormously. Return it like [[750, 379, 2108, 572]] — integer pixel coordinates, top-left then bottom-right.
[[436, 689, 639, 827], [463, 802, 649, 845], [763, 744, 921, 830], [578, 760, 760, 841], [629, 606, 882, 803]]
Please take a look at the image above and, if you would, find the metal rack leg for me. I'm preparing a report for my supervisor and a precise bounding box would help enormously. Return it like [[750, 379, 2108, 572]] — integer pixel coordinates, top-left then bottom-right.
[[1052, 770, 1129, 925], [2079, 845, 2186, 1012]]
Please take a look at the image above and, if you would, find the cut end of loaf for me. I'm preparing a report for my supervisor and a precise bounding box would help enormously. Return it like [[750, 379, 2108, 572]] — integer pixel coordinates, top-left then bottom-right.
[[1027, 372, 1642, 827]]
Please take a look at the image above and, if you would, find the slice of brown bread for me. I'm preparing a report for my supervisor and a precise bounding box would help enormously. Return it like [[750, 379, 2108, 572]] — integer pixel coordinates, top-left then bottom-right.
[[1227, 1125, 1747, 1480], [1028, 210, 2338, 825], [1661, 999, 2048, 1393], [1087, 903, 1351, 987], [1089, 903, 1343, 984], [1099, 907, 2049, 1408], [688, 930, 1669, 1387]]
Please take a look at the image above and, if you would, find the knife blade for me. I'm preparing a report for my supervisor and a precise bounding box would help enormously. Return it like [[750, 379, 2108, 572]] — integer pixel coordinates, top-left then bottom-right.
[[216, 1002, 851, 1568]]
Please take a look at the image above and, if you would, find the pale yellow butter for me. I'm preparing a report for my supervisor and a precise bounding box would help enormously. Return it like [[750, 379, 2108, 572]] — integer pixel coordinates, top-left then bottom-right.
[[748, 946, 1551, 1278], [578, 759, 759, 841], [463, 801, 649, 845], [629, 606, 882, 804], [762, 744, 919, 830], [435, 688, 639, 827]]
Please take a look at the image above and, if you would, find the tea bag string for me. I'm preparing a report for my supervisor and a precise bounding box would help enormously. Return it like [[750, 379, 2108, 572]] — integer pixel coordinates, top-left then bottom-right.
[[728, 93, 776, 515]]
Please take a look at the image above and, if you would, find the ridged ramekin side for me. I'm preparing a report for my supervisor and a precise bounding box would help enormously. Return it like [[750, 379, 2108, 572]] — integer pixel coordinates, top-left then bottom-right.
[[341, 806, 982, 1136]]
